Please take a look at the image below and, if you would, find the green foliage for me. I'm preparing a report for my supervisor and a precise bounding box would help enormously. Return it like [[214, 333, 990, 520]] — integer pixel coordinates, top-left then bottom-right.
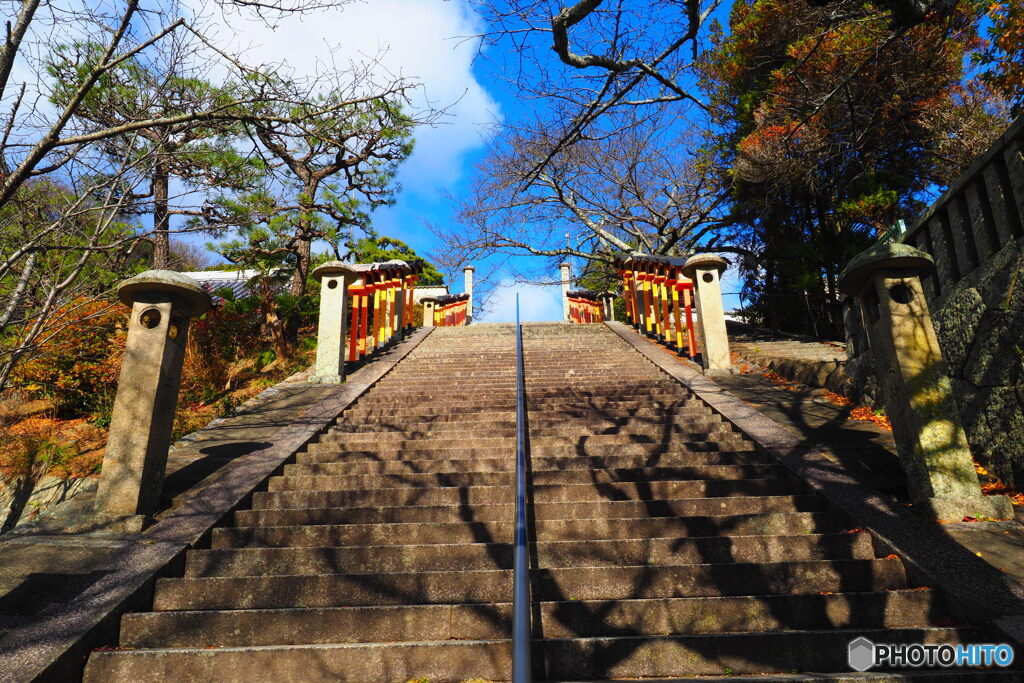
[[86, 387, 116, 428], [700, 0, 1006, 336], [351, 232, 445, 285], [217, 394, 239, 417], [0, 180, 139, 295], [255, 349, 277, 371], [0, 436, 80, 483], [45, 38, 265, 267], [238, 82, 418, 296]]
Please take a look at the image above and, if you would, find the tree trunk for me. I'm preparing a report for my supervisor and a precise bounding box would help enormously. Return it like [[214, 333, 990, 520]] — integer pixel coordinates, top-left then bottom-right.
[[290, 237, 311, 298], [265, 307, 291, 361], [289, 194, 314, 298], [152, 153, 170, 269]]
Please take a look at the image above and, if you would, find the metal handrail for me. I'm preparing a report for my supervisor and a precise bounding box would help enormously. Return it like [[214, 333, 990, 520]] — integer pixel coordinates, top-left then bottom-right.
[[512, 294, 532, 682]]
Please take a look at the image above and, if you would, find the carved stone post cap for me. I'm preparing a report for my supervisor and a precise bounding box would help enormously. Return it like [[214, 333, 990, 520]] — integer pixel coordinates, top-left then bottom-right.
[[312, 261, 368, 281], [420, 297, 440, 305], [681, 254, 729, 280], [463, 265, 475, 272], [838, 243, 934, 296], [117, 270, 212, 316], [559, 263, 570, 269]]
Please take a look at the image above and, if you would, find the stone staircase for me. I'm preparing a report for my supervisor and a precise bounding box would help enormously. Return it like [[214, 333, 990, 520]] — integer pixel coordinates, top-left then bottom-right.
[[84, 323, 1001, 681]]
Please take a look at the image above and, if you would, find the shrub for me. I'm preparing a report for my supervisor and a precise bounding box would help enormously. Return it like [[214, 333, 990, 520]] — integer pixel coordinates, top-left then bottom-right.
[[179, 300, 262, 405], [255, 349, 276, 371], [0, 420, 81, 483], [11, 299, 123, 416]]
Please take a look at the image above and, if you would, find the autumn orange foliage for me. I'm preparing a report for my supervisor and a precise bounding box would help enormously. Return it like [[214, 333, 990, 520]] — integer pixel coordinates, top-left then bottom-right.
[[980, 0, 1024, 111]]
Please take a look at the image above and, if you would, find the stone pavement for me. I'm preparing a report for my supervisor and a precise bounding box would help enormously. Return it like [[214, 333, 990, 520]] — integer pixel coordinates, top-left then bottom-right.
[[726, 320, 854, 396], [647, 328, 1024, 587], [0, 330, 430, 682]]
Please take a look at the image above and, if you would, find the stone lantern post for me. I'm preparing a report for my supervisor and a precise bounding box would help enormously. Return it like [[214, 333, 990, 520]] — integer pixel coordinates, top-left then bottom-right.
[[94, 271, 212, 526], [421, 297, 439, 327], [682, 254, 731, 373], [463, 265, 475, 324], [838, 242, 1012, 521], [603, 293, 616, 322], [559, 262, 571, 322], [310, 260, 361, 384]]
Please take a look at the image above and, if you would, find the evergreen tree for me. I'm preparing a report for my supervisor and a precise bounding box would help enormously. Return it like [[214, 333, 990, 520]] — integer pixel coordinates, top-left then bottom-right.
[[350, 231, 444, 285]]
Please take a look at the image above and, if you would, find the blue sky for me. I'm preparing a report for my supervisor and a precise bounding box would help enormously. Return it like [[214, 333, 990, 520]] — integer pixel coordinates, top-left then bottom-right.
[[189, 0, 743, 322]]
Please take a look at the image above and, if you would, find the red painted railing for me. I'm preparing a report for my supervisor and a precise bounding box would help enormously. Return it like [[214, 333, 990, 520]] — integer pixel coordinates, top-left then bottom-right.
[[345, 260, 424, 366], [566, 290, 604, 324], [616, 254, 697, 358], [432, 293, 470, 326]]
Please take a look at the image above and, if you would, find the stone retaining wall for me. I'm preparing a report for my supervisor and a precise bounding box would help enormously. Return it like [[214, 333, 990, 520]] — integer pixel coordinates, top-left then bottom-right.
[[844, 117, 1024, 489], [726, 322, 860, 398]]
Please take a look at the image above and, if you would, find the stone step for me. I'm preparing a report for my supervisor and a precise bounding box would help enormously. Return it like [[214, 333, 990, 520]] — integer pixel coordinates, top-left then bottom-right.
[[85, 628, 982, 681], [152, 557, 907, 610], [368, 382, 679, 393], [83, 639, 511, 683], [281, 451, 779, 476], [119, 589, 942, 648], [342, 405, 713, 423], [252, 478, 803, 508], [534, 627, 975, 679], [362, 387, 690, 403], [343, 397, 708, 417], [378, 373, 665, 385], [183, 532, 874, 577], [315, 428, 740, 450], [324, 420, 735, 441], [234, 494, 829, 527], [280, 463, 780, 484], [211, 512, 850, 548], [374, 373, 669, 385], [87, 321, 975, 683], [300, 439, 755, 462], [328, 415, 727, 434], [265, 464, 786, 492], [357, 388, 691, 403]]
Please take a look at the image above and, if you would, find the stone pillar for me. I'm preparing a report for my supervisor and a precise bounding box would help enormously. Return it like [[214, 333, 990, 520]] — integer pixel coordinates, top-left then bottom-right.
[[838, 242, 1012, 521], [94, 271, 212, 525], [422, 297, 438, 327], [682, 254, 731, 373], [603, 293, 615, 322], [463, 265, 475, 324], [311, 261, 359, 384], [559, 262, 571, 321]]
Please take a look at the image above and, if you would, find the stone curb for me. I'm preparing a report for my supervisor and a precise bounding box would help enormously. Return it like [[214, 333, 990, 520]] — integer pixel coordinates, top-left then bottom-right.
[[734, 351, 853, 397], [606, 321, 1024, 649], [0, 328, 433, 683]]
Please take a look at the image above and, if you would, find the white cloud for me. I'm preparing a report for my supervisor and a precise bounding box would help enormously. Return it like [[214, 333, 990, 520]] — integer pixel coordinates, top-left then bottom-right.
[[202, 0, 500, 192], [481, 279, 564, 323]]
